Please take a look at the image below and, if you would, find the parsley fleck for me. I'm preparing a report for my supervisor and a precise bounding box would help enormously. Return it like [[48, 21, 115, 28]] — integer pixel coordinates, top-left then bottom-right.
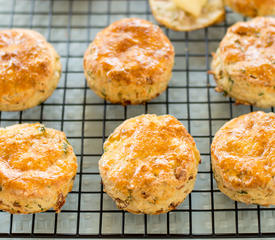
[[63, 139, 70, 154], [39, 126, 46, 134], [101, 90, 106, 98], [63, 142, 68, 154], [228, 77, 234, 91], [237, 190, 248, 194]]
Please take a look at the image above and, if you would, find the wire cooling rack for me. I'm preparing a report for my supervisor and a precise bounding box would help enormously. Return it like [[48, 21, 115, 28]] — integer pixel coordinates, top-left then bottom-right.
[[0, 0, 274, 238]]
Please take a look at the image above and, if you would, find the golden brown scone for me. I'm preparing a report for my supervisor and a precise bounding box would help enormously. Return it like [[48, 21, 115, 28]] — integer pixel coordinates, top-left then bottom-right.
[[149, 0, 225, 32], [83, 18, 174, 105], [0, 29, 61, 111], [0, 123, 77, 214], [225, 0, 275, 17], [211, 17, 275, 108], [99, 114, 200, 214], [211, 111, 275, 206]]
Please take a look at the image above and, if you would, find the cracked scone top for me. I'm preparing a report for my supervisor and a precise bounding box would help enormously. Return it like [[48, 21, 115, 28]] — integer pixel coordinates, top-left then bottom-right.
[[0, 123, 77, 214], [0, 29, 61, 111], [211, 17, 275, 108], [99, 114, 200, 214], [211, 111, 275, 206], [83, 18, 174, 105]]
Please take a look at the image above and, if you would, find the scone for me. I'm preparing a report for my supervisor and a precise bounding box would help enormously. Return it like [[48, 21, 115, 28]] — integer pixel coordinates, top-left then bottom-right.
[[225, 0, 275, 17], [149, 0, 225, 32], [0, 123, 77, 214], [99, 114, 200, 214], [211, 17, 275, 108], [211, 111, 275, 206], [0, 29, 62, 111], [83, 18, 174, 105]]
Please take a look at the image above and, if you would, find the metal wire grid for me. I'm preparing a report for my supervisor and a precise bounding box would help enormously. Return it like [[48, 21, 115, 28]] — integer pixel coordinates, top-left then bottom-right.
[[0, 0, 274, 238]]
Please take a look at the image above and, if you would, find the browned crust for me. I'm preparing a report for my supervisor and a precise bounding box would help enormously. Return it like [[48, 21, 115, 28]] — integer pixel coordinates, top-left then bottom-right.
[[84, 18, 174, 85], [225, 0, 275, 17], [210, 17, 275, 108], [0, 123, 77, 214], [0, 29, 61, 111], [212, 111, 275, 191], [83, 18, 174, 105], [218, 17, 275, 87], [99, 114, 200, 214]]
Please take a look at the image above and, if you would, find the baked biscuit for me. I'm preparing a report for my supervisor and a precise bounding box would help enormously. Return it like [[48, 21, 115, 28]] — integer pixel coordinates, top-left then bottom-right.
[[211, 17, 275, 108], [0, 123, 77, 214], [99, 114, 200, 214], [149, 0, 225, 32], [211, 111, 275, 206], [83, 18, 174, 105], [225, 0, 275, 17], [0, 29, 61, 111]]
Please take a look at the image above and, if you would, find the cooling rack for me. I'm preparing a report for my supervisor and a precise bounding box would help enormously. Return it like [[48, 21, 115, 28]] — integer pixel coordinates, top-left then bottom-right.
[[0, 0, 274, 238]]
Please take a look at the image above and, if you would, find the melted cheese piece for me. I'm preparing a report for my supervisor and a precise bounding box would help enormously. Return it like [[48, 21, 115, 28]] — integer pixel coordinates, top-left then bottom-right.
[[172, 0, 207, 17]]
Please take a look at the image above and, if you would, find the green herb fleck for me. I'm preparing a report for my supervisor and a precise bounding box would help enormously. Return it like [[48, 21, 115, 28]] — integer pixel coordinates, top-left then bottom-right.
[[39, 126, 46, 134], [13, 201, 21, 207], [127, 193, 132, 202], [117, 92, 122, 99], [223, 90, 228, 97], [235, 39, 241, 44], [38, 204, 44, 211], [104, 146, 109, 152], [258, 92, 264, 96], [212, 170, 216, 177], [235, 39, 244, 52], [218, 70, 224, 79], [237, 190, 248, 194], [63, 141, 69, 154], [228, 77, 234, 91], [101, 90, 106, 98]]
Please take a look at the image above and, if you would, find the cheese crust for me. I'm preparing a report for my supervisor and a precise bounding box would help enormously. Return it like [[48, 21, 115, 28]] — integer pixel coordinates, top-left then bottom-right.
[[225, 0, 275, 17], [99, 114, 200, 214], [83, 18, 174, 105], [149, 0, 225, 32], [0, 29, 61, 111], [211, 17, 275, 108], [0, 123, 77, 214], [211, 111, 275, 206]]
